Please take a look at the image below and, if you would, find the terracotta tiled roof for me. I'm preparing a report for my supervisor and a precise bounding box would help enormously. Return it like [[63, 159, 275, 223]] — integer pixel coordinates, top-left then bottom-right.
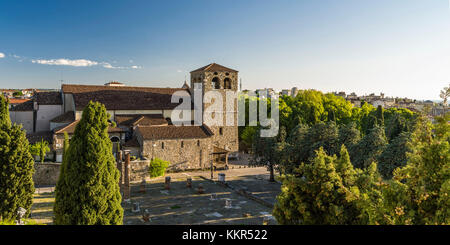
[[62, 84, 191, 111], [136, 124, 213, 140], [36, 92, 63, 105], [54, 120, 125, 135], [10, 100, 34, 111], [9, 98, 31, 104], [115, 114, 168, 127], [50, 112, 75, 123], [190, 63, 238, 73], [26, 131, 53, 145], [123, 137, 140, 148]]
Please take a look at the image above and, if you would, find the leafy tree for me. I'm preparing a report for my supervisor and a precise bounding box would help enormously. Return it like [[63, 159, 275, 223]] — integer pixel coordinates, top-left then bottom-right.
[[385, 113, 407, 142], [30, 139, 50, 163], [440, 84, 449, 113], [54, 101, 123, 225], [338, 122, 361, 150], [281, 124, 310, 174], [433, 113, 449, 142], [0, 95, 35, 220], [350, 125, 388, 169], [377, 132, 412, 179], [251, 128, 279, 182], [12, 91, 23, 97], [358, 102, 376, 135], [389, 116, 450, 225], [240, 126, 257, 153], [288, 122, 340, 168]]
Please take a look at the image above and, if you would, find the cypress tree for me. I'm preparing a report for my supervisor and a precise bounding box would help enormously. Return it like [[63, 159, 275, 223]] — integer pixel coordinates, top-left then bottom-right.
[[376, 105, 384, 126], [54, 101, 123, 225], [0, 95, 35, 220]]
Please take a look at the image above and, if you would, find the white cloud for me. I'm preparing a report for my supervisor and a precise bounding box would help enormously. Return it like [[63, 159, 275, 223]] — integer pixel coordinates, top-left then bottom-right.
[[29, 57, 142, 70], [0, 53, 5, 58], [102, 63, 115, 69], [32, 58, 98, 67]]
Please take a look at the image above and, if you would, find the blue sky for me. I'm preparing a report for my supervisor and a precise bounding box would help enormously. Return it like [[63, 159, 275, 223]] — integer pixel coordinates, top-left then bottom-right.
[[0, 0, 449, 100]]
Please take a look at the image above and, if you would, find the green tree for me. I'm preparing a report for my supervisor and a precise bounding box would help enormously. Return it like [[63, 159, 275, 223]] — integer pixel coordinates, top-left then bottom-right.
[[54, 101, 123, 225], [30, 139, 50, 163], [376, 105, 384, 126], [0, 95, 35, 220], [273, 148, 362, 225], [12, 91, 23, 97], [390, 116, 450, 225], [350, 125, 388, 169], [377, 132, 412, 179], [440, 84, 449, 114], [338, 122, 361, 150], [240, 126, 257, 153], [251, 128, 279, 182]]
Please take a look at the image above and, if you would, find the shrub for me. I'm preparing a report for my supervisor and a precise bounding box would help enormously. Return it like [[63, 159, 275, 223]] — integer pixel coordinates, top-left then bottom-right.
[[149, 158, 170, 178], [0, 219, 43, 225]]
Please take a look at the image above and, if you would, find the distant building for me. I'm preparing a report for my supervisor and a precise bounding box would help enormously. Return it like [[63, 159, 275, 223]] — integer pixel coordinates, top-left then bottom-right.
[[281, 89, 291, 96], [291, 87, 299, 97], [105, 81, 126, 87], [334, 91, 346, 98]]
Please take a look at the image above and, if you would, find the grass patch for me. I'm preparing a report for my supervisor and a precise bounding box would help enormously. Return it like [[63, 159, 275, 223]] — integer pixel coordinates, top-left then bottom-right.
[[30, 191, 55, 225]]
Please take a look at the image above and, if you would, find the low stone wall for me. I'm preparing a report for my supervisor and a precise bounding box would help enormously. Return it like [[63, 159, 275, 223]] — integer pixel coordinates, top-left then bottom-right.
[[33, 162, 61, 187], [129, 160, 150, 183]]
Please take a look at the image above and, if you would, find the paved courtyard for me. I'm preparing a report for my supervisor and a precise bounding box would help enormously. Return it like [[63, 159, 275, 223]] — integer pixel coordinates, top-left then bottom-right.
[[32, 163, 282, 225], [123, 166, 281, 225]]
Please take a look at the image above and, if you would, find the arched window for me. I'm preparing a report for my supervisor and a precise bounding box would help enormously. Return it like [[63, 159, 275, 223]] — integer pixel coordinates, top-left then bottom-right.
[[224, 78, 232, 89], [110, 136, 120, 143], [110, 136, 120, 153], [212, 77, 221, 89]]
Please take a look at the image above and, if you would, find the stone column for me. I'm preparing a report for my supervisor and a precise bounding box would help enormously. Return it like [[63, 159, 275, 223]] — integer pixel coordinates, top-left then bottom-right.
[[117, 158, 123, 193], [225, 153, 229, 169], [210, 159, 214, 179], [123, 152, 131, 200]]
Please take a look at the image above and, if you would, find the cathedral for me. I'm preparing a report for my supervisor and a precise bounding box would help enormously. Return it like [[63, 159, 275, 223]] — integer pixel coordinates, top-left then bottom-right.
[[11, 63, 240, 170]]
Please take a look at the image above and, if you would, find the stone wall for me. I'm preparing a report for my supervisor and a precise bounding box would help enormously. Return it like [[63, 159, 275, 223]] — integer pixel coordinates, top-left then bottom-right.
[[129, 160, 150, 183], [142, 137, 212, 171], [33, 162, 61, 186]]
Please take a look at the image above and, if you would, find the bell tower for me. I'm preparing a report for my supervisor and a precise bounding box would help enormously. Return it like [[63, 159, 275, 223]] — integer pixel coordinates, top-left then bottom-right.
[[190, 63, 239, 152]]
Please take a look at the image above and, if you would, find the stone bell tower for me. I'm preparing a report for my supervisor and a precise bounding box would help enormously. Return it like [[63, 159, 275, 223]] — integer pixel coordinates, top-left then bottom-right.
[[190, 63, 239, 153]]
